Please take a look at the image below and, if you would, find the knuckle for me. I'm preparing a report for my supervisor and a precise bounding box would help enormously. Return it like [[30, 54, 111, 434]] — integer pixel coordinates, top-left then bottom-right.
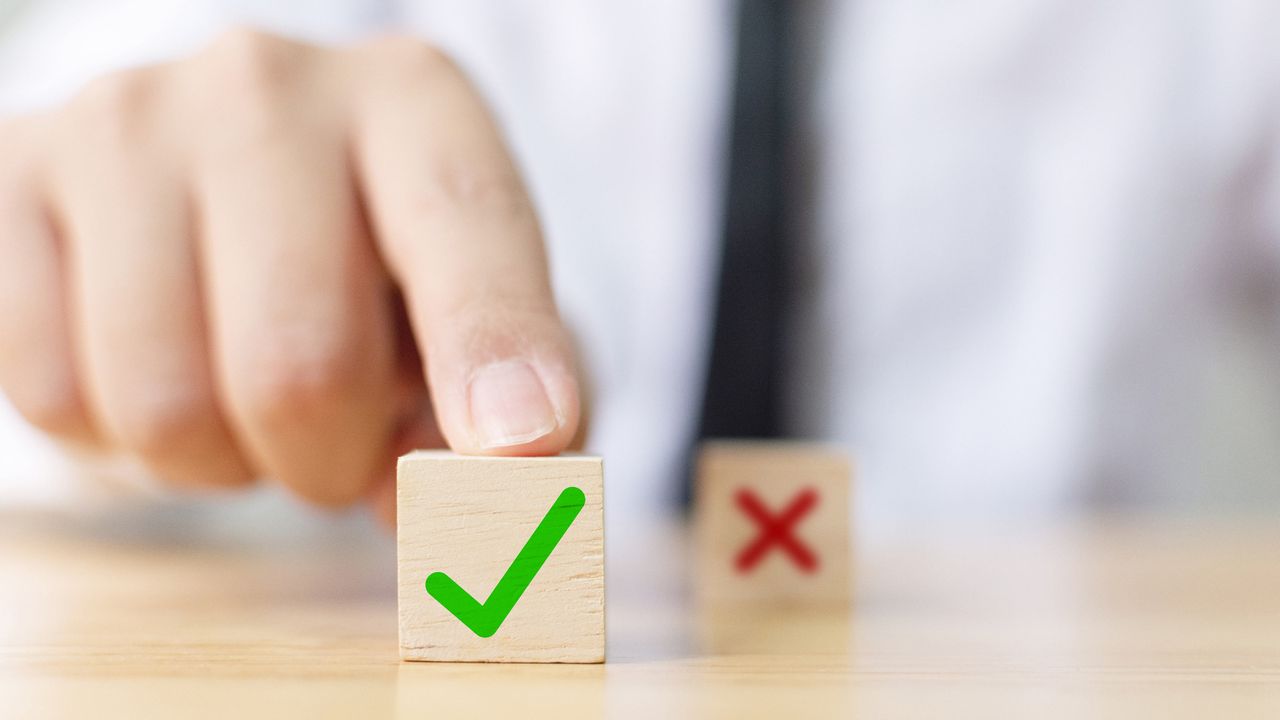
[[364, 34, 456, 78], [206, 26, 291, 77], [77, 68, 152, 115], [414, 161, 535, 226], [444, 300, 562, 363], [200, 27, 300, 131], [71, 68, 155, 144], [236, 339, 357, 427]]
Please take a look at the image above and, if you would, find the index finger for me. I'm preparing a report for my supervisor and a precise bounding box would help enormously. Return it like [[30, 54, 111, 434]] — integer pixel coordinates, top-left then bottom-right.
[[346, 39, 580, 456]]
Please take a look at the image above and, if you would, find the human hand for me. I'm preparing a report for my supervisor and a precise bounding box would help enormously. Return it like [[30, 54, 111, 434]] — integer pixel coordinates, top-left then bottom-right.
[[0, 29, 581, 520]]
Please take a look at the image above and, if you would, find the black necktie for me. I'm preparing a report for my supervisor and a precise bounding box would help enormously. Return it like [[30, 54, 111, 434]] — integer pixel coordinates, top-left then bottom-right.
[[689, 1, 794, 495]]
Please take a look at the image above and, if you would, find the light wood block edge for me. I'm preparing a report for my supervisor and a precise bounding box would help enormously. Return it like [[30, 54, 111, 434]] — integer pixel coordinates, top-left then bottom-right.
[[397, 451, 605, 663]]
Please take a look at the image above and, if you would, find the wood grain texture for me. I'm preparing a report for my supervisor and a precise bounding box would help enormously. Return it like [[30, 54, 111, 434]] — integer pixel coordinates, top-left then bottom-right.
[[397, 451, 604, 663], [694, 441, 852, 606], [2, 508, 1280, 718]]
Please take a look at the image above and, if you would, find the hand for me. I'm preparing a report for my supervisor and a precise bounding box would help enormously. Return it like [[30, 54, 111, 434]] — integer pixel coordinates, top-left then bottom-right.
[[0, 29, 581, 519]]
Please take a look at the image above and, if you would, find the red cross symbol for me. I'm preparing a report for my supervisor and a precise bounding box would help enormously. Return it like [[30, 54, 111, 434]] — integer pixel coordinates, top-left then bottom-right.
[[734, 487, 820, 574]]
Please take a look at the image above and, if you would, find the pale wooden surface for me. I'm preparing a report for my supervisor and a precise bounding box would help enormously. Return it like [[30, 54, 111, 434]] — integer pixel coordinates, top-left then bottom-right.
[[694, 441, 851, 606], [2, 508, 1279, 718], [397, 452, 604, 662]]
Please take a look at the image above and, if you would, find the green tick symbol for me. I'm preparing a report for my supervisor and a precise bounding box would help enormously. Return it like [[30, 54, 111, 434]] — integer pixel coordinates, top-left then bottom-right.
[[425, 486, 586, 638]]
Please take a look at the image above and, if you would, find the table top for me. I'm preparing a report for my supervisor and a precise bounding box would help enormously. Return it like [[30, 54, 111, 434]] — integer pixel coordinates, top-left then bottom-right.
[[2, 507, 1278, 718]]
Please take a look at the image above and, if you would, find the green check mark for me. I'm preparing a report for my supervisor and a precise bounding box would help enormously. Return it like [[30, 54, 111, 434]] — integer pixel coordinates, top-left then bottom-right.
[[425, 486, 586, 638]]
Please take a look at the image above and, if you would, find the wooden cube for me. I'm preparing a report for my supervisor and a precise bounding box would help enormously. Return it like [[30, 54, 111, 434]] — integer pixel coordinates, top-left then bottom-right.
[[397, 451, 605, 663], [694, 441, 852, 606]]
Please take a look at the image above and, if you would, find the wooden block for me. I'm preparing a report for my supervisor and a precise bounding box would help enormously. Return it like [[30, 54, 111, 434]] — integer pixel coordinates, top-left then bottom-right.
[[694, 441, 852, 607], [397, 451, 604, 663]]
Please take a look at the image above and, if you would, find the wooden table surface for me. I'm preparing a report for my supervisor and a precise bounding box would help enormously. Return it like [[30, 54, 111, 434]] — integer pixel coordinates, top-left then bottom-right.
[[1, 507, 1278, 718]]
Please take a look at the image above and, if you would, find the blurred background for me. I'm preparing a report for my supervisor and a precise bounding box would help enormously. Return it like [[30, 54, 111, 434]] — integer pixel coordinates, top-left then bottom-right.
[[1, 0, 1278, 552]]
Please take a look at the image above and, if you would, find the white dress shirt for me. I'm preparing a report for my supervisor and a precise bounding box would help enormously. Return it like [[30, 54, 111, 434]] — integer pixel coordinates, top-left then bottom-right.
[[1, 0, 1278, 543]]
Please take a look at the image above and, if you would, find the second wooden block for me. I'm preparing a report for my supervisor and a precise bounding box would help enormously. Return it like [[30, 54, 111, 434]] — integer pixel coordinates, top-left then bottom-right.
[[694, 441, 852, 607]]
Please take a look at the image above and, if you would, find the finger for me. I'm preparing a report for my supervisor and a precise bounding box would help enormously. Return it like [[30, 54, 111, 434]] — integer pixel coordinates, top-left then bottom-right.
[[369, 293, 445, 528], [370, 399, 446, 530], [190, 35, 397, 506], [349, 39, 581, 456], [51, 70, 254, 488], [0, 115, 98, 443]]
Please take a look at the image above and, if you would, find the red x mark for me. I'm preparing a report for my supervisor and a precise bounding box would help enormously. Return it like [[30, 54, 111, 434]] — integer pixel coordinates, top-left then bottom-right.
[[734, 487, 820, 574]]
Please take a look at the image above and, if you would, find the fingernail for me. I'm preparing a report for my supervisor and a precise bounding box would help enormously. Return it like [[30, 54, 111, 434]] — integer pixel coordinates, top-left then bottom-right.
[[467, 359, 559, 448]]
